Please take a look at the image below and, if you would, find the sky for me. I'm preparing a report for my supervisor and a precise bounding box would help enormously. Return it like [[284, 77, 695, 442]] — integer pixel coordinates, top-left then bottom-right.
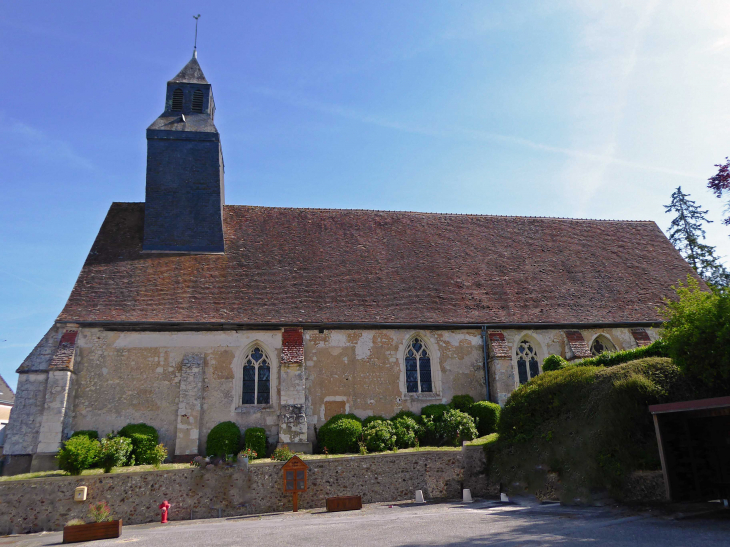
[[2, 0, 730, 391]]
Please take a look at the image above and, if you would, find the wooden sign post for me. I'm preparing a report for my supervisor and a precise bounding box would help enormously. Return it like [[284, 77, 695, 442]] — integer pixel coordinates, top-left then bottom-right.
[[281, 455, 308, 512]]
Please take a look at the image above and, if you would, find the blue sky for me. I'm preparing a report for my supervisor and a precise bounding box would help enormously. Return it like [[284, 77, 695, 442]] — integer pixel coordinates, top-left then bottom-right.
[[2, 1, 730, 391]]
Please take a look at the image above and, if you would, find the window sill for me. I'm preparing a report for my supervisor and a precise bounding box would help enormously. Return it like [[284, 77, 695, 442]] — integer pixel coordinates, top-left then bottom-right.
[[235, 405, 276, 413], [403, 393, 442, 401]]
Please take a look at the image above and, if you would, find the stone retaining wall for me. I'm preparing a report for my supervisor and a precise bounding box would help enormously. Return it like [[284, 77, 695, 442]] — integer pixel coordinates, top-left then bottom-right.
[[0, 450, 464, 535]]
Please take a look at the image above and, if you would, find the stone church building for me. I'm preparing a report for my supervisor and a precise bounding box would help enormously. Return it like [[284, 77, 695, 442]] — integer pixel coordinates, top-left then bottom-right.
[[2, 54, 698, 475]]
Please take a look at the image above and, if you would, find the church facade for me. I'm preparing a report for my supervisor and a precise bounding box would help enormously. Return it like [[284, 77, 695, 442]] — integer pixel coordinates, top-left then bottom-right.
[[2, 55, 697, 475]]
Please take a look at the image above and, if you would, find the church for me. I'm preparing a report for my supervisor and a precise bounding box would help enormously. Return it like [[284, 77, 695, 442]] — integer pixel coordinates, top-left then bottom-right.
[[2, 53, 698, 475]]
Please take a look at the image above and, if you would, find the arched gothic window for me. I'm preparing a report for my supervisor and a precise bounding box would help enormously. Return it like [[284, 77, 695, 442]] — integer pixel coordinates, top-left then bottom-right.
[[242, 346, 271, 405], [590, 335, 617, 357], [171, 88, 184, 111], [405, 337, 432, 393], [192, 89, 204, 113], [517, 340, 540, 385]]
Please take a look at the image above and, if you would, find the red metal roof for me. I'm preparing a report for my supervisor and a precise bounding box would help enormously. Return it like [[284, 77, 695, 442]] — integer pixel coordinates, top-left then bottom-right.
[[649, 396, 730, 414], [56, 202, 700, 326]]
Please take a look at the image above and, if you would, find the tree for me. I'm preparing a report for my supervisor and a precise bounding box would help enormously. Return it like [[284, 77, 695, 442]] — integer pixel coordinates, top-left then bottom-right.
[[708, 157, 730, 226], [664, 187, 730, 288]]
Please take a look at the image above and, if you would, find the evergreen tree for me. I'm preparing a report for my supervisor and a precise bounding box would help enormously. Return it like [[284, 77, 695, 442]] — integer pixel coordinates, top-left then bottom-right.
[[664, 186, 730, 289], [708, 157, 730, 227]]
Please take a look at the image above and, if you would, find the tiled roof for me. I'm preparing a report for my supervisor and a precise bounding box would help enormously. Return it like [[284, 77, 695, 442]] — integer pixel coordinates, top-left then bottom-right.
[[49, 331, 78, 371], [169, 56, 208, 84], [57, 203, 699, 326], [564, 330, 592, 359], [282, 328, 304, 363], [0, 374, 14, 406]]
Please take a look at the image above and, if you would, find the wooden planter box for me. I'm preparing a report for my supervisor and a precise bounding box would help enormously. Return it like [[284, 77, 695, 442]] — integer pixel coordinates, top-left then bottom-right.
[[63, 520, 122, 543], [326, 495, 362, 512]]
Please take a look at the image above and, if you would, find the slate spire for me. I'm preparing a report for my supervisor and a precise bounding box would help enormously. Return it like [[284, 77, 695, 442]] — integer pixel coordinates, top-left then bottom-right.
[[142, 54, 225, 253]]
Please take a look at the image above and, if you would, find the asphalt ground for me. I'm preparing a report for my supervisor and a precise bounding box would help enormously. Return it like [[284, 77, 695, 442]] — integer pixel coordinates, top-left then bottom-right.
[[2, 498, 729, 547]]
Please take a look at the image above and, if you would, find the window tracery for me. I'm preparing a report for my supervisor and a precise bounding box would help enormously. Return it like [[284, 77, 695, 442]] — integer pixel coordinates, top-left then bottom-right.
[[517, 339, 540, 385], [241, 346, 271, 405], [590, 335, 617, 357], [405, 337, 432, 393]]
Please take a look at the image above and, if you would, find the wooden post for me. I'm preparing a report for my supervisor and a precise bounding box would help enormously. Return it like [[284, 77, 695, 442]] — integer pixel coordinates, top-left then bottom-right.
[[292, 491, 299, 512]]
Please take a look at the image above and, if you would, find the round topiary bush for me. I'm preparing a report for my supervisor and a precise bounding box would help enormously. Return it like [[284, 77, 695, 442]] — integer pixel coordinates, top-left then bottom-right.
[[543, 354, 568, 372], [325, 413, 363, 424], [118, 423, 159, 465], [391, 416, 421, 448], [57, 435, 101, 475], [467, 401, 501, 436], [449, 395, 475, 412], [206, 421, 242, 457], [436, 409, 478, 446], [362, 420, 396, 452], [420, 403, 449, 421], [317, 416, 362, 454], [244, 427, 267, 459], [362, 415, 386, 428]]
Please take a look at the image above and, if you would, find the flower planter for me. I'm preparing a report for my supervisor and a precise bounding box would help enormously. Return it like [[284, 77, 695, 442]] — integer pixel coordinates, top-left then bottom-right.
[[63, 520, 122, 543]]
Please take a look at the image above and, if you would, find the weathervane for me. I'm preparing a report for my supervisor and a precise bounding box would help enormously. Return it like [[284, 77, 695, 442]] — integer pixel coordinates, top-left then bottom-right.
[[193, 14, 201, 57]]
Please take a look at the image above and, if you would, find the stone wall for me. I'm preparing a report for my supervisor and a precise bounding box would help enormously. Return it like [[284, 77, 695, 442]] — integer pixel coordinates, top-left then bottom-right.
[[0, 450, 464, 535]]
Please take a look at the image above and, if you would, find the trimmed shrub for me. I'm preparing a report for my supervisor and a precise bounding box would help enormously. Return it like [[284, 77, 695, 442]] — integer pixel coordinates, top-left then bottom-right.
[[325, 413, 363, 424], [391, 416, 421, 448], [272, 445, 294, 461], [317, 416, 362, 454], [449, 395, 475, 412], [660, 277, 730, 385], [119, 423, 159, 465], [436, 409, 478, 446], [420, 404, 449, 421], [489, 357, 710, 502], [391, 410, 420, 423], [57, 435, 101, 475], [244, 427, 267, 460], [98, 436, 133, 473], [362, 415, 387, 427], [468, 401, 501, 436], [362, 420, 397, 452], [206, 421, 242, 457], [71, 430, 99, 440], [569, 339, 668, 369], [542, 355, 568, 372], [419, 415, 440, 446]]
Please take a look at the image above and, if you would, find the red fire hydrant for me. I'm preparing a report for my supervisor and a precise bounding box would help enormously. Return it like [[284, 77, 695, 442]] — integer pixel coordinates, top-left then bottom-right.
[[159, 500, 171, 524]]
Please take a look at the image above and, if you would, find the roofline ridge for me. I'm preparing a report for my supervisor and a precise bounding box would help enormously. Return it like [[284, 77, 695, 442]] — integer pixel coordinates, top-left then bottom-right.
[[110, 201, 654, 224], [219, 203, 655, 224]]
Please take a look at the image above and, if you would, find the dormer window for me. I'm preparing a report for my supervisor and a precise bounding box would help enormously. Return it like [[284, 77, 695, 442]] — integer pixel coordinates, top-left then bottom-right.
[[192, 90, 204, 113], [171, 88, 184, 111]]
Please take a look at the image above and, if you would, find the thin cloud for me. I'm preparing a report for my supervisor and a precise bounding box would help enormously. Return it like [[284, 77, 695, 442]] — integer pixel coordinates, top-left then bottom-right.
[[0, 116, 93, 170], [250, 86, 700, 180]]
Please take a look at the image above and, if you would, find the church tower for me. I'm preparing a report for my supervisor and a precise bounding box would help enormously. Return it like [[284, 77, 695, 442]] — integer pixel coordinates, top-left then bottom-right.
[[143, 53, 225, 253]]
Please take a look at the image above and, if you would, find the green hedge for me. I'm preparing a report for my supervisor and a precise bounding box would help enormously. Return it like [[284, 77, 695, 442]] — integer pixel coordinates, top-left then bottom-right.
[[542, 355, 568, 372], [98, 436, 133, 473], [490, 357, 707, 502], [391, 410, 420, 423], [70, 430, 99, 440], [467, 401, 501, 436], [119, 423, 159, 465], [317, 415, 362, 454], [206, 421, 242, 457], [244, 427, 267, 459], [436, 409, 478, 446], [569, 339, 668, 369], [391, 416, 421, 448]]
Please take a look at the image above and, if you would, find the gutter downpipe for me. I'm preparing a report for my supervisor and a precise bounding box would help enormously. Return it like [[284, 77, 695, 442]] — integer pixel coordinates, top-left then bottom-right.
[[481, 326, 490, 402]]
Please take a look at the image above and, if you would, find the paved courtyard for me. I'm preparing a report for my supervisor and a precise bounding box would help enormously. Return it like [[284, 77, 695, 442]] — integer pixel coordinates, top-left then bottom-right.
[[2, 499, 729, 547]]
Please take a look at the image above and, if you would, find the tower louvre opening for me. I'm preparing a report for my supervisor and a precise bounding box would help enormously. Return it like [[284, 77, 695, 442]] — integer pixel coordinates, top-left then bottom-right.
[[171, 88, 184, 111], [192, 89, 204, 113]]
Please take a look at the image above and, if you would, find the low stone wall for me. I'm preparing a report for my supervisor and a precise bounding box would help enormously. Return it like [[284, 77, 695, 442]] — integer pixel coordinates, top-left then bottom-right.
[[0, 450, 464, 535]]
